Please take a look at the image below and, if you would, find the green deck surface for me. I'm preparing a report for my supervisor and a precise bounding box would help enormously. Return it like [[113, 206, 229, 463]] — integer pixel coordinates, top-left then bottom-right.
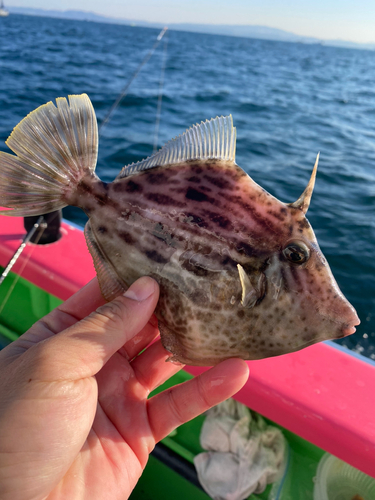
[[0, 269, 324, 499], [0, 269, 62, 347], [148, 371, 325, 500]]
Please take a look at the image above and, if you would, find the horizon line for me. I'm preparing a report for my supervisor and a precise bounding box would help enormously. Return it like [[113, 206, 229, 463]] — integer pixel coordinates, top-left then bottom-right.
[[7, 6, 375, 49]]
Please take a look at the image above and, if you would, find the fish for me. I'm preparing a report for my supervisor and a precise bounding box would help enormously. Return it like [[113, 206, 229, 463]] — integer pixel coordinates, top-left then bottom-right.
[[0, 94, 360, 366]]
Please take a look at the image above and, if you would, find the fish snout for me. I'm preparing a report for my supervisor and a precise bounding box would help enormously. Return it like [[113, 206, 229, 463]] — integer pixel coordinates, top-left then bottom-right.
[[340, 309, 360, 337], [331, 298, 360, 338]]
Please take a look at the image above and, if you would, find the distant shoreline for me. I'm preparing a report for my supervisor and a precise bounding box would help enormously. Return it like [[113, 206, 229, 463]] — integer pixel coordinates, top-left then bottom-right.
[[6, 8, 375, 52]]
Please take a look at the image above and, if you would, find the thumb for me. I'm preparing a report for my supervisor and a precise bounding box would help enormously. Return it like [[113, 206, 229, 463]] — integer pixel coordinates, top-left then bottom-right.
[[32, 276, 160, 381]]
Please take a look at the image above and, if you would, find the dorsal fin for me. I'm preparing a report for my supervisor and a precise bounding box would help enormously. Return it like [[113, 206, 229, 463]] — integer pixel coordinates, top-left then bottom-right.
[[117, 115, 236, 179]]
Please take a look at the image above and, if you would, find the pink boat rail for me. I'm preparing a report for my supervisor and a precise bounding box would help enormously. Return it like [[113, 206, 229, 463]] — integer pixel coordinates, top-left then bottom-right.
[[0, 214, 374, 478]]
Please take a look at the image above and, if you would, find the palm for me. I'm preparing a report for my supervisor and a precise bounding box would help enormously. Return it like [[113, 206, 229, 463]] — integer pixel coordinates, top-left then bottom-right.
[[0, 278, 249, 500]]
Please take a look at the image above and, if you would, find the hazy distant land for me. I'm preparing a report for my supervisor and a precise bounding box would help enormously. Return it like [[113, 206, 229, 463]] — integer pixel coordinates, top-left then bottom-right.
[[7, 7, 375, 51]]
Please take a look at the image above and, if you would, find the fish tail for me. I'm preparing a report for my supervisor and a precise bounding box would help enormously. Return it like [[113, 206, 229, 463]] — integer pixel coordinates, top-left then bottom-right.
[[0, 94, 98, 216]]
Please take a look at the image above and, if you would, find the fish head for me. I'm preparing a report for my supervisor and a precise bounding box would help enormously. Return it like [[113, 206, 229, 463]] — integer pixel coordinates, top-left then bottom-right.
[[260, 209, 359, 354], [241, 155, 359, 358]]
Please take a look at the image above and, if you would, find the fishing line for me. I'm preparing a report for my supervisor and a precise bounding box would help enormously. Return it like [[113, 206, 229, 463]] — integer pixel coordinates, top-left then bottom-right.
[[0, 217, 47, 317], [99, 26, 168, 134], [153, 31, 169, 154]]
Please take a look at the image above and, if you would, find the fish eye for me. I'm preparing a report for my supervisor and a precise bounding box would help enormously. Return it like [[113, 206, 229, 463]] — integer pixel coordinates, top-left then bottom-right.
[[283, 242, 310, 264]]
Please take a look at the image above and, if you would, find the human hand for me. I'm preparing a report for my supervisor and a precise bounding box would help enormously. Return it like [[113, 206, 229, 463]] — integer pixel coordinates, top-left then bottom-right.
[[0, 276, 249, 500]]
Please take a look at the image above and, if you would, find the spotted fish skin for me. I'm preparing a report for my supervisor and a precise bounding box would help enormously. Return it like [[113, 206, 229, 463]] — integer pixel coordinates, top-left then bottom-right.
[[0, 94, 360, 366], [74, 159, 357, 365]]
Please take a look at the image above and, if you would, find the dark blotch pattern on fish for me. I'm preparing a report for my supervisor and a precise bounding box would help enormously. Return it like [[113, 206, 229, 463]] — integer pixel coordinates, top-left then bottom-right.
[[185, 187, 214, 203], [146, 192, 186, 208], [205, 210, 233, 230], [297, 219, 310, 230], [145, 249, 169, 264], [204, 174, 229, 190], [125, 180, 143, 193], [267, 209, 287, 222], [119, 231, 135, 245], [187, 176, 201, 183], [181, 260, 209, 277], [146, 171, 169, 185]]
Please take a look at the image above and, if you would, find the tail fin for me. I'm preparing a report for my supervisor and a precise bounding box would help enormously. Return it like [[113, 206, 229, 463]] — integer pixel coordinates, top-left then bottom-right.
[[0, 94, 98, 216]]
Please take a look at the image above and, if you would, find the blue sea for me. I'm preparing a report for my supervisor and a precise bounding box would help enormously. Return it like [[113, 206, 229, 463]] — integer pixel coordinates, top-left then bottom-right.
[[0, 14, 374, 358]]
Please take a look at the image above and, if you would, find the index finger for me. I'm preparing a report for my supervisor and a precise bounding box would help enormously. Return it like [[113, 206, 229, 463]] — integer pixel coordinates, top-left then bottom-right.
[[58, 277, 105, 321]]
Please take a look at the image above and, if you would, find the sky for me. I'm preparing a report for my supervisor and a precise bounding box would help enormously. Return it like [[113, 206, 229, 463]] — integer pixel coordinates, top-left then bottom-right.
[[6, 0, 375, 44]]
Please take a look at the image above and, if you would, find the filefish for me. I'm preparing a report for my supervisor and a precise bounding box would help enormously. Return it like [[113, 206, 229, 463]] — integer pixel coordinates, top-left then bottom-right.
[[0, 94, 359, 366]]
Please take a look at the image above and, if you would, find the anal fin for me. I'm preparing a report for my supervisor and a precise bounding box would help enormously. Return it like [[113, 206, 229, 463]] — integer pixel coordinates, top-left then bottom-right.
[[84, 222, 126, 301]]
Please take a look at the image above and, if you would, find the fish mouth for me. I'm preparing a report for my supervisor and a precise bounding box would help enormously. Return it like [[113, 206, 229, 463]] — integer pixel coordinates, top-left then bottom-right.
[[341, 325, 357, 337], [329, 301, 360, 339], [340, 313, 360, 338]]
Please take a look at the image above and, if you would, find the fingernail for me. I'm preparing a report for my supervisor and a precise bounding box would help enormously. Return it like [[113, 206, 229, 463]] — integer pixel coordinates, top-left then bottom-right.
[[123, 277, 156, 302]]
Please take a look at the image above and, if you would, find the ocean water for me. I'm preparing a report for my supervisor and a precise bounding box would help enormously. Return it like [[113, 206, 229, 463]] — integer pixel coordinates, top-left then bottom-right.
[[0, 14, 374, 358]]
